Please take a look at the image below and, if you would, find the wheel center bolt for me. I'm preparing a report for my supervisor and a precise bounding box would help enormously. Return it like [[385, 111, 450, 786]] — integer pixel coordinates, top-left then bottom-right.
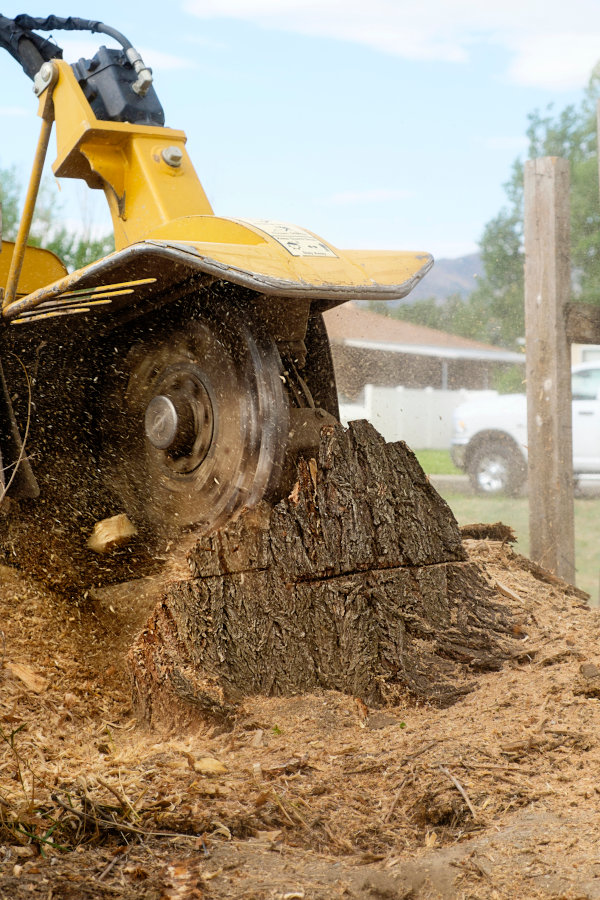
[[145, 395, 180, 450], [145, 394, 198, 455], [145, 381, 213, 463]]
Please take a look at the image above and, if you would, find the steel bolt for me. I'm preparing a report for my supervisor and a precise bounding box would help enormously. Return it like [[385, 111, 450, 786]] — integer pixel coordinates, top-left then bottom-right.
[[162, 146, 183, 168], [33, 61, 55, 96], [145, 395, 179, 449], [40, 62, 53, 82]]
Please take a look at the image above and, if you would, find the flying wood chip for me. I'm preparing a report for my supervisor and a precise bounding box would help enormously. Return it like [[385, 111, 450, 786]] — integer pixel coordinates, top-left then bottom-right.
[[87, 514, 137, 554]]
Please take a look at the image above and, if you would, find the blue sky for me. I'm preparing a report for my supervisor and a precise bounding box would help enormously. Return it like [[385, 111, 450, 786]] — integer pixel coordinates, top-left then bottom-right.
[[0, 1, 597, 259]]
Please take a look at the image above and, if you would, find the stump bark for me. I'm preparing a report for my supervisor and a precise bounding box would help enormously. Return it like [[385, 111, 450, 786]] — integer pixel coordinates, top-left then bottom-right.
[[130, 421, 517, 728]]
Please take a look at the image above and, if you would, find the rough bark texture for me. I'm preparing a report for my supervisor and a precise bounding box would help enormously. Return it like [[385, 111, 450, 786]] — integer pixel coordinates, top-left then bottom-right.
[[130, 421, 517, 728]]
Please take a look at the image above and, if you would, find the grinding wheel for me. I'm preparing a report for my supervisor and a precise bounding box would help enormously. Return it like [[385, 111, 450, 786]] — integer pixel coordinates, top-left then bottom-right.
[[101, 306, 289, 535]]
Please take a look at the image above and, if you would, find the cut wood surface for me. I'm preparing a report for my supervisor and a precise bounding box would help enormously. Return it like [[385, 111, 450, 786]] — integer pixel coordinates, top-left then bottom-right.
[[130, 421, 518, 727]]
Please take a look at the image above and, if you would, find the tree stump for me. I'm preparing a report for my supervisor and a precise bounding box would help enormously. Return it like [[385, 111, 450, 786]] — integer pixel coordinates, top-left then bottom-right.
[[130, 421, 517, 728]]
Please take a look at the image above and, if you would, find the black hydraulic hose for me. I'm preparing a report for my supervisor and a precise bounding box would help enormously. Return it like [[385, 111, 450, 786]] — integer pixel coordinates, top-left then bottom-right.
[[13, 15, 134, 51], [0, 14, 62, 79], [2, 15, 152, 94], [0, 14, 139, 79]]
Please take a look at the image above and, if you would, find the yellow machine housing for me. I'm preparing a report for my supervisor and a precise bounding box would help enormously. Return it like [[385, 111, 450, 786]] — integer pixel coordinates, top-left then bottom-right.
[[0, 17, 435, 538], [1, 59, 432, 324]]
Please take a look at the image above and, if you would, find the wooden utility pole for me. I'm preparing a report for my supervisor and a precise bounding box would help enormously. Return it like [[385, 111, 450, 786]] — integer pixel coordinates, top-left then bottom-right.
[[524, 156, 575, 583]]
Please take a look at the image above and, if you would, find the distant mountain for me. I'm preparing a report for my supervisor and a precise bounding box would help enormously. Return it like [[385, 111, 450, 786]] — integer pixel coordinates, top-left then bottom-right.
[[395, 252, 483, 305]]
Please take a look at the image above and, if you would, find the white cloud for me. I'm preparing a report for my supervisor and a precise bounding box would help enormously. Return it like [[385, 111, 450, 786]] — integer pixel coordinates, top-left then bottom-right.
[[183, 0, 600, 89], [326, 188, 415, 205], [506, 32, 600, 89]]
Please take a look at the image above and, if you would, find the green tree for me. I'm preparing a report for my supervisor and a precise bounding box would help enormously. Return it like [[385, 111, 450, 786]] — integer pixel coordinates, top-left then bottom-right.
[[468, 68, 600, 346], [0, 165, 114, 270], [0, 164, 23, 239], [388, 68, 600, 350], [470, 168, 525, 346], [371, 293, 494, 341], [42, 223, 115, 272]]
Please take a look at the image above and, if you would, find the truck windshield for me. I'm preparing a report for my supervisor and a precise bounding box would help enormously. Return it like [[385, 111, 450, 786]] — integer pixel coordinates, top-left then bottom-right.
[[572, 368, 600, 400]]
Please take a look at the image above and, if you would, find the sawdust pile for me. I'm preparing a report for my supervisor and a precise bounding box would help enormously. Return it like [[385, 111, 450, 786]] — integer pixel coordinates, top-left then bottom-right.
[[1, 539, 600, 899]]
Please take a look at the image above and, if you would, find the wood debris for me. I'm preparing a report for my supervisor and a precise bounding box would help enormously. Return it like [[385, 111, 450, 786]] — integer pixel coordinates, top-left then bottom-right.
[[0, 504, 600, 897], [87, 513, 137, 553]]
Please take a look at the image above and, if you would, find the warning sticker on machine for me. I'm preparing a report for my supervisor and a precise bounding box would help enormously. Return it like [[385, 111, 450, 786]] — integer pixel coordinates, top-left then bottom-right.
[[236, 219, 338, 258]]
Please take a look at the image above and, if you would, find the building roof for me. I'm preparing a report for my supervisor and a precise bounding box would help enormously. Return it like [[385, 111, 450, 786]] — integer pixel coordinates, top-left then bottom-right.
[[323, 303, 524, 364]]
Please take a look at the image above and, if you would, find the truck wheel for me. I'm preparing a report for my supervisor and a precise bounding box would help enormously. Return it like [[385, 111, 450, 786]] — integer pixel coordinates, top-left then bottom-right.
[[467, 442, 525, 496]]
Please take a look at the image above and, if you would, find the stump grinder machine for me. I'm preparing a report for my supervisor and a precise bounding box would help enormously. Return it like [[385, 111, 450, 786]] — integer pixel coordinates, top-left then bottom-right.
[[0, 14, 433, 546]]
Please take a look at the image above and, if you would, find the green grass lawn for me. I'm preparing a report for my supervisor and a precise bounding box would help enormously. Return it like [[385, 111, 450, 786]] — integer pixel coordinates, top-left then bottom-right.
[[413, 449, 461, 475], [437, 489, 599, 604]]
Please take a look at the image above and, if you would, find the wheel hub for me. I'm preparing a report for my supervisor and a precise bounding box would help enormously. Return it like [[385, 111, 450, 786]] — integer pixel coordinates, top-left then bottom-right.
[[477, 456, 508, 493], [145, 395, 180, 450], [142, 364, 216, 474], [144, 381, 213, 462]]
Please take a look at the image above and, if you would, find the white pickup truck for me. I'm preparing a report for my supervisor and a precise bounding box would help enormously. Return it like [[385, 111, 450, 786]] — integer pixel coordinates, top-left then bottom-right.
[[450, 362, 600, 494]]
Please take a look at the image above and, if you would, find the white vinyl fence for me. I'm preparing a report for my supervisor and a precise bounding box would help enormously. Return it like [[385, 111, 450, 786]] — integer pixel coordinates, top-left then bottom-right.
[[339, 385, 498, 450]]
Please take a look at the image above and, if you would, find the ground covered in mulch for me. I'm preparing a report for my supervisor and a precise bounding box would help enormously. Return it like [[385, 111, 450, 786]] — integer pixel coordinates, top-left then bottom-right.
[[1, 534, 600, 899]]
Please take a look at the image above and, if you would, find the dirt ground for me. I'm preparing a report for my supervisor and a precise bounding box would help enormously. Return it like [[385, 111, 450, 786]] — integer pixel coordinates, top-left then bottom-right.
[[1, 534, 600, 899]]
